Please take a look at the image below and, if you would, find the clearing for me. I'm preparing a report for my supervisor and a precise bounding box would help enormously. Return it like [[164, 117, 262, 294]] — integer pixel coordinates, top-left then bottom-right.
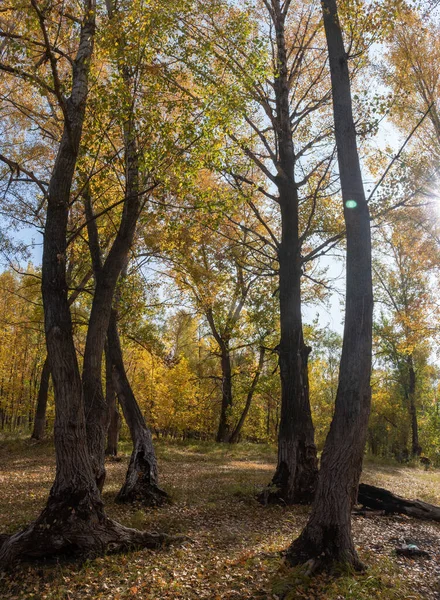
[[0, 439, 439, 599]]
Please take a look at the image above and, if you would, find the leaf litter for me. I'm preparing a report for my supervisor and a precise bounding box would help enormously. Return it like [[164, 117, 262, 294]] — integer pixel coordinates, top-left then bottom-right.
[[0, 440, 439, 599]]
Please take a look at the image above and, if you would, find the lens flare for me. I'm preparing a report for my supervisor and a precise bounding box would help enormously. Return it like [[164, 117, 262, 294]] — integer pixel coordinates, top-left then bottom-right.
[[345, 200, 357, 209]]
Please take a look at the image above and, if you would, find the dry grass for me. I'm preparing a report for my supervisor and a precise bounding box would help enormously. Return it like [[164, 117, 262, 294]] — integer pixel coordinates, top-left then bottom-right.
[[0, 439, 439, 599]]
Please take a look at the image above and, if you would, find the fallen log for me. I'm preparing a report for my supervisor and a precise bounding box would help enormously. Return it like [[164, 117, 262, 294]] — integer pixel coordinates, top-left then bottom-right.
[[357, 483, 440, 522]]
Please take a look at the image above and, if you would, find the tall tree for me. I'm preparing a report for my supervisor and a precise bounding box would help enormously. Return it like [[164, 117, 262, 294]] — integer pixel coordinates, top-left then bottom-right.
[[286, 0, 373, 569], [108, 306, 169, 505], [156, 192, 274, 443], [0, 0, 175, 565], [175, 1, 345, 499]]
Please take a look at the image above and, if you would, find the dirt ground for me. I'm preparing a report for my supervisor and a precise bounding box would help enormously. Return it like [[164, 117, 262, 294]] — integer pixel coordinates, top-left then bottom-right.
[[0, 439, 439, 599]]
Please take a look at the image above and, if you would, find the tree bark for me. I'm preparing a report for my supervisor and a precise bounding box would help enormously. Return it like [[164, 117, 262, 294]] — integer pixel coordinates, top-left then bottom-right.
[[204, 308, 234, 443], [29, 272, 92, 442], [84, 182, 166, 504], [358, 483, 440, 522], [229, 346, 265, 443], [105, 345, 121, 456], [82, 0, 143, 488], [262, 2, 318, 504], [216, 344, 233, 442], [286, 0, 373, 570], [82, 126, 141, 489], [0, 1, 106, 565], [30, 356, 50, 440], [0, 2, 179, 568], [108, 310, 168, 506]]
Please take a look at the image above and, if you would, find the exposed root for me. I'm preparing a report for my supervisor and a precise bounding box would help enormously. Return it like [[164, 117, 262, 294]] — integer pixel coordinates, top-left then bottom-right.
[[0, 490, 185, 569], [257, 458, 315, 506], [257, 484, 287, 506], [284, 531, 367, 574], [116, 482, 169, 507], [116, 447, 169, 507]]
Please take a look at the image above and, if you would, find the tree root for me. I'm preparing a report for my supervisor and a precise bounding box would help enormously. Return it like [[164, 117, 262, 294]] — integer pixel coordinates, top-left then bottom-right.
[[257, 484, 287, 506], [257, 457, 316, 506], [284, 530, 366, 574], [0, 493, 187, 569], [116, 482, 169, 507], [116, 446, 170, 507]]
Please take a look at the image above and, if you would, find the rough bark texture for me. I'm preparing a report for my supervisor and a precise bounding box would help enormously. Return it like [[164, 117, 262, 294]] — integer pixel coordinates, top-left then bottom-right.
[[30, 273, 93, 442], [108, 310, 168, 506], [229, 346, 265, 443], [262, 2, 318, 504], [84, 171, 166, 505], [83, 144, 141, 489], [285, 0, 373, 570], [0, 501, 185, 567], [216, 344, 233, 443], [30, 356, 50, 440], [105, 345, 121, 456], [0, 3, 178, 568], [0, 2, 104, 566], [358, 483, 440, 522]]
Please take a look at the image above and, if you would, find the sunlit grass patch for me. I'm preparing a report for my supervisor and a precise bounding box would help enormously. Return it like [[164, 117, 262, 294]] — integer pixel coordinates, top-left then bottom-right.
[[272, 555, 423, 600]]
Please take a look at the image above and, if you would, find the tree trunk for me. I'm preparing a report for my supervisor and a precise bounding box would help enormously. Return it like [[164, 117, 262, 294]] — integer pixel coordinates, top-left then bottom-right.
[[82, 17, 142, 489], [229, 346, 265, 443], [83, 145, 165, 504], [262, 3, 318, 504], [29, 272, 92, 442], [82, 147, 141, 489], [105, 345, 121, 456], [216, 345, 233, 442], [286, 0, 373, 570], [107, 310, 168, 506], [0, 3, 106, 564], [30, 356, 50, 441], [0, 3, 181, 568], [407, 355, 421, 457], [358, 483, 440, 521]]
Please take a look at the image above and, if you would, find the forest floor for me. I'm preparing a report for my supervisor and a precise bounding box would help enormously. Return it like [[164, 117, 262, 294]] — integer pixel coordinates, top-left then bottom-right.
[[0, 438, 439, 600]]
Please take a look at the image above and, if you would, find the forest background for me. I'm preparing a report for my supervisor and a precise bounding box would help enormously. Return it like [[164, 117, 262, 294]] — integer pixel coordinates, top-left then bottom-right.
[[0, 0, 439, 466]]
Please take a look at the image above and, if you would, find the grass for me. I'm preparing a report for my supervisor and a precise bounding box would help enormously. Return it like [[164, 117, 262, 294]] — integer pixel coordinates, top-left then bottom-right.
[[0, 438, 439, 599], [272, 555, 419, 600]]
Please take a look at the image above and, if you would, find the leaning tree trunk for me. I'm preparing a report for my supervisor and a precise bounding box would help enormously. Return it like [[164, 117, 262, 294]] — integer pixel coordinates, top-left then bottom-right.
[[82, 0, 143, 489], [216, 344, 233, 442], [0, 3, 107, 564], [82, 148, 141, 490], [262, 3, 318, 504], [0, 3, 180, 568], [229, 346, 265, 443], [105, 345, 121, 456], [30, 356, 50, 440], [286, 0, 373, 570], [108, 309, 168, 506]]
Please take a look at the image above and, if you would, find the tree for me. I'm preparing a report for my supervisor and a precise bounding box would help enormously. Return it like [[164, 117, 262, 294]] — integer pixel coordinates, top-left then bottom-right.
[[31, 269, 92, 440], [30, 356, 50, 440], [373, 208, 440, 457], [0, 0, 175, 565], [155, 189, 275, 443], [178, 0, 344, 501], [286, 0, 373, 569]]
